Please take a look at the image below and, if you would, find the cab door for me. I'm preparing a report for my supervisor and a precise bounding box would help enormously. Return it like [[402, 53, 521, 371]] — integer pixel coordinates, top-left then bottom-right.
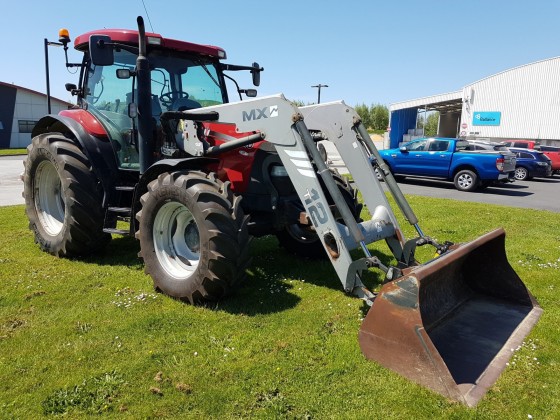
[[420, 139, 452, 177], [393, 139, 428, 175]]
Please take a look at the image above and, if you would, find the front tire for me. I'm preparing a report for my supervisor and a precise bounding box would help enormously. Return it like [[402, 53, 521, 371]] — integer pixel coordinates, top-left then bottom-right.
[[23, 134, 109, 257], [453, 169, 479, 192], [136, 171, 250, 304]]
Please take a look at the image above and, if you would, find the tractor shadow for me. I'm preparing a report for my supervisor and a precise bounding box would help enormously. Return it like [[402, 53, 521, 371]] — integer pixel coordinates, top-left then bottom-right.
[[218, 235, 389, 316], [80, 234, 389, 317], [81, 235, 143, 267]]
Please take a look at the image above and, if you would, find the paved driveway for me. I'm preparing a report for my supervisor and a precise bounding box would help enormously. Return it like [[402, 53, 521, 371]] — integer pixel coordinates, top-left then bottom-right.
[[2, 154, 560, 212], [0, 156, 25, 206]]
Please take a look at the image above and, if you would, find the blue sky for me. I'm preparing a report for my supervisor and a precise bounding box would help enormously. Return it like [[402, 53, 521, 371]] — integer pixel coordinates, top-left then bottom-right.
[[1, 1, 559, 107]]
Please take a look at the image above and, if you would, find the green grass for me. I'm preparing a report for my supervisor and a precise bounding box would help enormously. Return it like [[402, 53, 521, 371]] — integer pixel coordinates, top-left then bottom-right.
[[0, 198, 559, 418], [0, 148, 26, 156]]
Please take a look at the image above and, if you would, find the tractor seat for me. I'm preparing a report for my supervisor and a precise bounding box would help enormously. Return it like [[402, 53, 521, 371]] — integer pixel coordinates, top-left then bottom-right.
[[172, 97, 202, 111]]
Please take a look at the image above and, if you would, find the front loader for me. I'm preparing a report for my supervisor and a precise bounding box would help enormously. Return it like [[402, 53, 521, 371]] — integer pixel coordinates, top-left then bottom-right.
[[24, 16, 541, 407], [185, 97, 542, 406]]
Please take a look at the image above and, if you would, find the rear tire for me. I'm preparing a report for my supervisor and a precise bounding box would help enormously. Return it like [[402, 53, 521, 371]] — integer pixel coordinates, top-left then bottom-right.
[[136, 171, 251, 304], [23, 134, 109, 257], [454, 169, 478, 192], [276, 171, 362, 259], [514, 166, 529, 180]]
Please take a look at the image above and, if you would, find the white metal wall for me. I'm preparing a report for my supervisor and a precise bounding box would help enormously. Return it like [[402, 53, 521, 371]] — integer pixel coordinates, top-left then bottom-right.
[[10, 90, 69, 148], [460, 57, 560, 142]]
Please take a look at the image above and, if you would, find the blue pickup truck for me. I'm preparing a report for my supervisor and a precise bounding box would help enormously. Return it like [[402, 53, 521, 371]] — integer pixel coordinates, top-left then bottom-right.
[[376, 137, 516, 191]]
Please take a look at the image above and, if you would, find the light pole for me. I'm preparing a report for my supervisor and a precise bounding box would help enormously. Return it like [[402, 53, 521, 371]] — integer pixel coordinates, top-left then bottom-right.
[[44, 29, 75, 114], [44, 38, 64, 114], [311, 84, 328, 104]]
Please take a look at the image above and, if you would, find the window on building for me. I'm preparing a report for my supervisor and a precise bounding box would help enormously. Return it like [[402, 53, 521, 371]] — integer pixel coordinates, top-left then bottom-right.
[[18, 120, 38, 133]]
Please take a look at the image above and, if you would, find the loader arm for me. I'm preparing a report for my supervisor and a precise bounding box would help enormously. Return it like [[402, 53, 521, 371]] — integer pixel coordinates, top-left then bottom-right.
[[187, 94, 401, 301]]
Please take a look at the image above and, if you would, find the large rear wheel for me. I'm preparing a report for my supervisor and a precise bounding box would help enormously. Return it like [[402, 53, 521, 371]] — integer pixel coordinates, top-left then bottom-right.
[[136, 171, 251, 303], [23, 134, 109, 257], [276, 171, 362, 259]]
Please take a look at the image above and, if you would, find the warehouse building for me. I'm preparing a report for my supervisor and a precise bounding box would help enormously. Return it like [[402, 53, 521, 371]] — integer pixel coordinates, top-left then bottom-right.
[[389, 57, 560, 148], [0, 81, 70, 149]]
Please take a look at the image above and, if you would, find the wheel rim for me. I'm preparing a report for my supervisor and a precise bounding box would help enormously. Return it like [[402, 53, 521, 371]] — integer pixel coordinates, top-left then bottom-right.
[[153, 201, 200, 279], [457, 173, 473, 189], [34, 160, 65, 236], [515, 168, 527, 180]]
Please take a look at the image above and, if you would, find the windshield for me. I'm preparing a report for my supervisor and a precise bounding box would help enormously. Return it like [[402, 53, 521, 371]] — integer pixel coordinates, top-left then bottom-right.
[[84, 48, 226, 168], [85, 49, 225, 116]]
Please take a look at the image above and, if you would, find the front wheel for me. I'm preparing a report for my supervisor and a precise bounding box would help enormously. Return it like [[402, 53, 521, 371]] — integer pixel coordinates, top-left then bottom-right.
[[23, 134, 109, 257], [453, 169, 479, 192], [136, 171, 251, 304]]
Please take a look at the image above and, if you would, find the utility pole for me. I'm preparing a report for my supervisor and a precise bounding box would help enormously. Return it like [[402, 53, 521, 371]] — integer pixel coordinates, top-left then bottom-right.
[[311, 84, 328, 104]]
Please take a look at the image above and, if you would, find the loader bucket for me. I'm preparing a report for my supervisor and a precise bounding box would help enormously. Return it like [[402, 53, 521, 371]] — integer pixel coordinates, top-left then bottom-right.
[[358, 228, 542, 406]]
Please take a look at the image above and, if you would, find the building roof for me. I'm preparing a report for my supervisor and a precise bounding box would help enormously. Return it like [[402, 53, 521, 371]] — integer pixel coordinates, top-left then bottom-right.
[[390, 90, 463, 114], [0, 81, 71, 105], [389, 56, 560, 115], [465, 55, 560, 87]]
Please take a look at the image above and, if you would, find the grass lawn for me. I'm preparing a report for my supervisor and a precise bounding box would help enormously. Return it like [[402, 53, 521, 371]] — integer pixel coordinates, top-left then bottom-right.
[[0, 196, 558, 418], [0, 148, 26, 156]]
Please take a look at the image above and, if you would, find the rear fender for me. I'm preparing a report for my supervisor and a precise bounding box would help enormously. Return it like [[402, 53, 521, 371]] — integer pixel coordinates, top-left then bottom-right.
[[31, 114, 119, 207]]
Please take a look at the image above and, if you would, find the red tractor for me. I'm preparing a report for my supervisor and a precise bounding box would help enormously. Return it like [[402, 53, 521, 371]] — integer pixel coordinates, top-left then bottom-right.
[[24, 17, 541, 406], [24, 18, 359, 303]]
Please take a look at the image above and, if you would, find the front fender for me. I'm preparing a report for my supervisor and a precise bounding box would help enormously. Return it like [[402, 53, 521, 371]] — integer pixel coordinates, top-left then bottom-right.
[[130, 157, 220, 232]]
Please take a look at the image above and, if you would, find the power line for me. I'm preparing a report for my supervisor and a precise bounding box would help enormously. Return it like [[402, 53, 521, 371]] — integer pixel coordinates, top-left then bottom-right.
[[141, 0, 155, 32]]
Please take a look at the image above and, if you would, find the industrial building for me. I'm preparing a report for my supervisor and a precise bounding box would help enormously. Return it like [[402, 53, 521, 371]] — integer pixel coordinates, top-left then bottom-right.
[[389, 56, 560, 148], [0, 81, 70, 149]]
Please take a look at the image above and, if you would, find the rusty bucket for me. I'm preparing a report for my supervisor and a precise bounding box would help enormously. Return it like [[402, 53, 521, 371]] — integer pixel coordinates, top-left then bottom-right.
[[358, 228, 542, 406]]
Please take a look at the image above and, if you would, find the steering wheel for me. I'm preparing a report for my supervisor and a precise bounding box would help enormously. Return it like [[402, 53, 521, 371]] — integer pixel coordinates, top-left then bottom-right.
[[160, 91, 189, 107], [90, 79, 104, 104]]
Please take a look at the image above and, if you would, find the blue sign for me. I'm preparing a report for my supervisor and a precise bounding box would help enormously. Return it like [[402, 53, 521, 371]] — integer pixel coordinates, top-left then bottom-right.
[[473, 112, 501, 126]]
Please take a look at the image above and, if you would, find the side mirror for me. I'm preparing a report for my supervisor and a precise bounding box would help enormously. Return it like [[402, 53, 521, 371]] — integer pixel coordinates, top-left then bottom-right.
[[241, 89, 257, 97], [399, 146, 408, 153], [116, 69, 134, 79], [251, 62, 262, 87], [89, 35, 114, 66], [65, 83, 80, 96]]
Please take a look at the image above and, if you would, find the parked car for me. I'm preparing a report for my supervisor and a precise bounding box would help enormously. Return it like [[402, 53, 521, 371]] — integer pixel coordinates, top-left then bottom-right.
[[508, 148, 553, 180], [465, 140, 514, 153], [538, 146, 560, 174], [502, 140, 537, 149], [502, 140, 560, 173], [376, 137, 516, 191]]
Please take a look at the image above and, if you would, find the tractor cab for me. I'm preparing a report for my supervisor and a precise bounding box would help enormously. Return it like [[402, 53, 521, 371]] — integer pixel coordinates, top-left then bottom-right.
[[63, 28, 261, 170]]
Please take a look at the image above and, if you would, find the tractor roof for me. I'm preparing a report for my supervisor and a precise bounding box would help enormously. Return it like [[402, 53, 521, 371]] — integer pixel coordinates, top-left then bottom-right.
[[74, 29, 227, 59]]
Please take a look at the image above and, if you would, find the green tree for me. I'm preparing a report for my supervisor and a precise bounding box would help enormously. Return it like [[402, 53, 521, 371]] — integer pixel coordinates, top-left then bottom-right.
[[290, 99, 306, 107], [354, 103, 372, 129], [424, 112, 439, 136], [369, 104, 389, 131]]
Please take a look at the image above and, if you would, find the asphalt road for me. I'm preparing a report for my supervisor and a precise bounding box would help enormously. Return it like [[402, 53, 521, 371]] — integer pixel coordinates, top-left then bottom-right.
[[0, 155, 25, 206], [2, 155, 560, 212], [381, 175, 560, 213]]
